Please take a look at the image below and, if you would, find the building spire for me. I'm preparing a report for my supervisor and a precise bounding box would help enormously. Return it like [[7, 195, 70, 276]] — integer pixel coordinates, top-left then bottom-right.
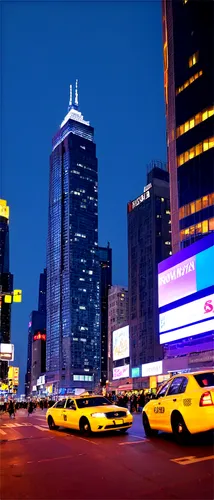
[[75, 79, 79, 107], [69, 84, 72, 107]]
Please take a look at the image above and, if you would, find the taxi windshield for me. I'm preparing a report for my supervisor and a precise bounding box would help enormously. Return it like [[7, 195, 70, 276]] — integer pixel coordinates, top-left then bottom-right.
[[76, 397, 111, 409]]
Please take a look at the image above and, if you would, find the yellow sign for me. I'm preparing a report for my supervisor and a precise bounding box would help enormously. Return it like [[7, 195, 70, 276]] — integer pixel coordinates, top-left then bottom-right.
[[0, 200, 9, 219], [0, 383, 8, 390], [13, 290, 22, 303], [4, 295, 12, 303], [8, 366, 19, 386]]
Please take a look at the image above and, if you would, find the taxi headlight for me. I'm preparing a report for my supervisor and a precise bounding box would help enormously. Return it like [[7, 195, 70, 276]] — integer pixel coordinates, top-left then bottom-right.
[[91, 412, 106, 418], [126, 410, 131, 415]]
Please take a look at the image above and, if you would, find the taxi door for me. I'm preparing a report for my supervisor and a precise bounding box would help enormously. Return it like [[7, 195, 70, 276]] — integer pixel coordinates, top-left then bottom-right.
[[149, 380, 172, 430], [62, 398, 78, 429], [161, 377, 188, 432], [53, 399, 66, 426]]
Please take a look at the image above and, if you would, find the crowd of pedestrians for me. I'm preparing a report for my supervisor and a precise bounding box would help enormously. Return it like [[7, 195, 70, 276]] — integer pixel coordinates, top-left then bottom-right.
[[0, 398, 56, 418], [106, 391, 152, 412]]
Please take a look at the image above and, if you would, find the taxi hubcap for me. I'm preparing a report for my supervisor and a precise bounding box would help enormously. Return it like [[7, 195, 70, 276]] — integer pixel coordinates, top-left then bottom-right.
[[84, 424, 89, 430], [178, 423, 183, 433]]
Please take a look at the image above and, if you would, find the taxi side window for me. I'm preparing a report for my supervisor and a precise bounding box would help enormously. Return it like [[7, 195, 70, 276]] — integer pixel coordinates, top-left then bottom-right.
[[179, 377, 188, 394], [55, 399, 66, 409], [66, 399, 76, 410], [157, 380, 171, 398], [167, 377, 184, 396]]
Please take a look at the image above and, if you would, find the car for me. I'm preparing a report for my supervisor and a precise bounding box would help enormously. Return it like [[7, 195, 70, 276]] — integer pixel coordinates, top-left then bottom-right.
[[46, 394, 133, 435], [142, 370, 214, 444]]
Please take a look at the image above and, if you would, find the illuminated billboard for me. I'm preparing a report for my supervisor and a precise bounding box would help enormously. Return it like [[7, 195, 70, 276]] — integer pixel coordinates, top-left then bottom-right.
[[113, 365, 129, 380], [0, 199, 9, 219], [141, 360, 163, 377], [158, 234, 214, 344], [0, 344, 14, 361], [113, 326, 129, 361], [8, 366, 19, 386]]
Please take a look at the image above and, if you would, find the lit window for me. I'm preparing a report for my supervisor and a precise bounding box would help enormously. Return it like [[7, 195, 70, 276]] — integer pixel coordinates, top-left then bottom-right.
[[195, 199, 201, 212], [165, 241, 171, 245], [209, 193, 214, 205], [195, 223, 202, 234], [190, 202, 195, 214], [161, 198, 164, 202], [209, 218, 214, 231], [189, 226, 195, 236], [176, 70, 203, 95], [202, 196, 209, 209], [189, 51, 199, 68], [202, 220, 208, 233], [177, 137, 214, 167]]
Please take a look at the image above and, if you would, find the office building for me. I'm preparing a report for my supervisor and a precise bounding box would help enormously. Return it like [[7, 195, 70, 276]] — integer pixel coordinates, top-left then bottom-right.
[[98, 244, 112, 386], [0, 200, 13, 381], [31, 330, 46, 393], [128, 162, 171, 370], [46, 81, 100, 394], [107, 285, 128, 381], [162, 0, 214, 253], [25, 269, 47, 396]]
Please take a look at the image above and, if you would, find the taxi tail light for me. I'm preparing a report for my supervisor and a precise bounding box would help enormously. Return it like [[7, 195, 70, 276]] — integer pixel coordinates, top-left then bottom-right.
[[199, 391, 213, 407]]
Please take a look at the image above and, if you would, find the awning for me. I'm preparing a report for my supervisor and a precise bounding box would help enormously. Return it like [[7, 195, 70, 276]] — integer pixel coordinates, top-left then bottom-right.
[[118, 384, 133, 391]]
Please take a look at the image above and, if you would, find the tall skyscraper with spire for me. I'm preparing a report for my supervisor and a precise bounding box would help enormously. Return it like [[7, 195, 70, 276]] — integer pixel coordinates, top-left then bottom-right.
[[46, 81, 100, 394]]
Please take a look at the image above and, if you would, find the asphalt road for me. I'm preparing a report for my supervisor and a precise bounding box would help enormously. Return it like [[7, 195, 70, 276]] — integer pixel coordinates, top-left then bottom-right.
[[0, 409, 213, 500]]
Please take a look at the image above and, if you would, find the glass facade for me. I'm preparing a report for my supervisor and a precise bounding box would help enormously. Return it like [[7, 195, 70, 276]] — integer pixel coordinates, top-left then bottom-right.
[[98, 244, 112, 385], [162, 0, 214, 252], [46, 91, 100, 392]]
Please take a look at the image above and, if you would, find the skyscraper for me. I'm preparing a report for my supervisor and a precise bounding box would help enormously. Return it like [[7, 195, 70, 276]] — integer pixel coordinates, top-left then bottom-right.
[[128, 163, 171, 369], [46, 81, 100, 394], [107, 285, 129, 381], [98, 244, 112, 385], [0, 200, 13, 381], [25, 269, 46, 396], [162, 0, 214, 253]]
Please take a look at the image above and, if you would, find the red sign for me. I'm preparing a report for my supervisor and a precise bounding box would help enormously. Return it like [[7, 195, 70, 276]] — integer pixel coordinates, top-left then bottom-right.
[[33, 333, 46, 341]]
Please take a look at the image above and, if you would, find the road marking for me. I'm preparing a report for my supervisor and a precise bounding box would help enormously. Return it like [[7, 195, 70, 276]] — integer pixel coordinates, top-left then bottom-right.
[[119, 439, 148, 446], [0, 429, 6, 435], [38, 454, 75, 463], [34, 425, 49, 432], [130, 434, 146, 439], [2, 423, 32, 428], [171, 455, 214, 466]]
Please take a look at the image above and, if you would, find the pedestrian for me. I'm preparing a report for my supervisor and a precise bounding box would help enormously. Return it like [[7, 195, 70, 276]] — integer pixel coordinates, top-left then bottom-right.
[[27, 400, 34, 416], [8, 400, 15, 418]]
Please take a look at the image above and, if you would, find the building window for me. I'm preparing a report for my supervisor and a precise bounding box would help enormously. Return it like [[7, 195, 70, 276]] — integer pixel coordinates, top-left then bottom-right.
[[177, 137, 214, 167], [177, 107, 214, 138], [179, 193, 214, 220], [188, 51, 199, 68], [180, 218, 214, 241], [176, 70, 203, 96]]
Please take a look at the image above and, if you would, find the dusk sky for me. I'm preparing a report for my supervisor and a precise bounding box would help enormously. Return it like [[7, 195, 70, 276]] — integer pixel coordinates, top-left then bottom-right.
[[2, 0, 166, 392]]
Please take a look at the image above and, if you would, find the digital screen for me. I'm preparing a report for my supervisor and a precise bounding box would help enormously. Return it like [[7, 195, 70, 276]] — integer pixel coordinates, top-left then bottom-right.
[[0, 343, 14, 361], [131, 367, 140, 378], [141, 360, 163, 377], [158, 234, 214, 344], [159, 294, 214, 334], [113, 365, 129, 380], [113, 326, 129, 361]]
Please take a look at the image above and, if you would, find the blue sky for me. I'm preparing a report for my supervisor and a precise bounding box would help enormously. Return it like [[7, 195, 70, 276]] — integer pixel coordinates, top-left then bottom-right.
[[2, 0, 166, 392]]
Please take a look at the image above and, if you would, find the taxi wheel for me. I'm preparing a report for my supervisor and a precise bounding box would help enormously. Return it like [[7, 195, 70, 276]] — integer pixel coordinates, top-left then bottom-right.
[[79, 417, 91, 436], [143, 413, 158, 437], [171, 413, 189, 445], [119, 428, 128, 433], [48, 416, 59, 430]]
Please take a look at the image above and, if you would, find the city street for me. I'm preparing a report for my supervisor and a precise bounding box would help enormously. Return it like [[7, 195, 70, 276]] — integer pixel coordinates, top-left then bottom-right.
[[0, 409, 213, 500]]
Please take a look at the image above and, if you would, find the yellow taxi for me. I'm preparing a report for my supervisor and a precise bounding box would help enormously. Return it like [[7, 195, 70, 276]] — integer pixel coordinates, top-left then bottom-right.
[[46, 394, 133, 435], [142, 370, 214, 444]]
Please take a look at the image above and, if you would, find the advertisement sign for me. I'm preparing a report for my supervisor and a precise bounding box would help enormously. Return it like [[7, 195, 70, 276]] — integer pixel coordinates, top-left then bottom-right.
[[0, 200, 9, 219], [113, 365, 129, 380], [159, 294, 214, 334], [141, 360, 163, 377], [131, 367, 140, 378], [0, 343, 14, 361], [8, 367, 19, 386], [160, 318, 214, 344], [158, 240, 214, 308], [113, 326, 129, 361]]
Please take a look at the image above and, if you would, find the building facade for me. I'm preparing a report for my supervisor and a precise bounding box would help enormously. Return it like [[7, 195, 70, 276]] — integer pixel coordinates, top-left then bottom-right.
[[162, 0, 214, 253], [128, 163, 171, 371], [0, 200, 13, 381], [25, 269, 47, 396], [31, 330, 46, 393], [98, 244, 112, 386], [46, 81, 100, 394], [107, 285, 129, 381]]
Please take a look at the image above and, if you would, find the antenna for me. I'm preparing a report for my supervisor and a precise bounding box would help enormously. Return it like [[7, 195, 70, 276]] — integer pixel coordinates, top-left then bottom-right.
[[75, 79, 79, 106], [69, 84, 72, 107]]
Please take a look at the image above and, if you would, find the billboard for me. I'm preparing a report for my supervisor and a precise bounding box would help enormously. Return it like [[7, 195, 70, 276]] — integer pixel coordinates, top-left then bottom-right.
[[8, 366, 19, 386], [0, 344, 14, 361], [131, 367, 140, 378], [113, 326, 129, 361], [158, 234, 214, 345], [113, 364, 129, 380], [141, 360, 163, 377]]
